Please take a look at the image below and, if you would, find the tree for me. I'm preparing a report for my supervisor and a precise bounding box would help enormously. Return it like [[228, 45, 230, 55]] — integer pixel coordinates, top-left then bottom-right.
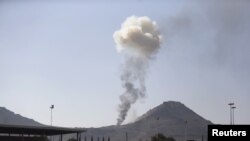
[[68, 138, 77, 141], [151, 133, 175, 141]]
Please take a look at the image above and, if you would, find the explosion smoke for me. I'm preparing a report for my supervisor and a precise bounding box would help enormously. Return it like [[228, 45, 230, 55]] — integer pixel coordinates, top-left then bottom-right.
[[113, 16, 162, 125]]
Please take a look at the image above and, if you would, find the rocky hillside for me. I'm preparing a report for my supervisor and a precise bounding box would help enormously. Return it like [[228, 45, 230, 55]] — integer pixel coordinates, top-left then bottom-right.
[[84, 101, 212, 141]]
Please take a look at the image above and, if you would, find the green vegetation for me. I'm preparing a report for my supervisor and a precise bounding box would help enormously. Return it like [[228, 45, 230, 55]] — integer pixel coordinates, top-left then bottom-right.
[[67, 138, 77, 141], [151, 133, 176, 141]]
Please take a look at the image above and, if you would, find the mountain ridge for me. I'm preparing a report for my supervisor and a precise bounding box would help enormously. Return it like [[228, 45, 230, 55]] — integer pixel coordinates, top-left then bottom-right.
[[136, 101, 211, 123], [0, 106, 43, 126]]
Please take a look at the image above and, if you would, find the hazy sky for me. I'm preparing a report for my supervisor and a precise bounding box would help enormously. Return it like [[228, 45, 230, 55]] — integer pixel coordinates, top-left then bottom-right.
[[0, 0, 250, 127]]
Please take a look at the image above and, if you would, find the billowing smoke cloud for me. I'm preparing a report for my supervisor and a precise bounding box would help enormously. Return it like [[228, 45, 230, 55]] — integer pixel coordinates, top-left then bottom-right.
[[113, 16, 161, 125]]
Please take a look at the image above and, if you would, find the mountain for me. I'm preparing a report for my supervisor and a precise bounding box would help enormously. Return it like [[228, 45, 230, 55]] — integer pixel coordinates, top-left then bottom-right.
[[0, 101, 212, 141], [84, 101, 212, 141], [0, 107, 43, 126]]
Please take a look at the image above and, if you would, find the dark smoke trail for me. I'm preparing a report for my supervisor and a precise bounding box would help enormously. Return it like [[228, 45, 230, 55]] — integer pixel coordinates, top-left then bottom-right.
[[117, 57, 147, 125]]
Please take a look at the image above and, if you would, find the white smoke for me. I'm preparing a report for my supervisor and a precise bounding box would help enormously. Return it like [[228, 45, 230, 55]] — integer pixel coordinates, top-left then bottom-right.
[[113, 16, 162, 125]]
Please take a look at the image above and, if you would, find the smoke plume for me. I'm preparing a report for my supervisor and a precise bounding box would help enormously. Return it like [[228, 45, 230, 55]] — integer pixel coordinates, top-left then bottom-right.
[[113, 16, 161, 125]]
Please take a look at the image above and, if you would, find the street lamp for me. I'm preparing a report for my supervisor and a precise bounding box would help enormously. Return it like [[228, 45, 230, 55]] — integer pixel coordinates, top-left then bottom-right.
[[184, 120, 188, 141], [228, 103, 234, 125], [232, 106, 236, 125], [50, 105, 54, 126]]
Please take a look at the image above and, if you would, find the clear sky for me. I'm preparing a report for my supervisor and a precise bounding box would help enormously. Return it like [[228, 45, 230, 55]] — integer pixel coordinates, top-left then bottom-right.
[[0, 0, 250, 127]]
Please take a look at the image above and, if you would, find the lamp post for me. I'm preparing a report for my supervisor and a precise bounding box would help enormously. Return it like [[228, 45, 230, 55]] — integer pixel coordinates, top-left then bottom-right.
[[50, 105, 54, 126], [232, 106, 236, 125], [184, 120, 188, 141], [50, 105, 54, 141], [228, 103, 234, 125]]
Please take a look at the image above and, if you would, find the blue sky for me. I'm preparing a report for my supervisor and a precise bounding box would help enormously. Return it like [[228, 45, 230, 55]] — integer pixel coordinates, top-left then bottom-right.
[[0, 0, 250, 127]]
